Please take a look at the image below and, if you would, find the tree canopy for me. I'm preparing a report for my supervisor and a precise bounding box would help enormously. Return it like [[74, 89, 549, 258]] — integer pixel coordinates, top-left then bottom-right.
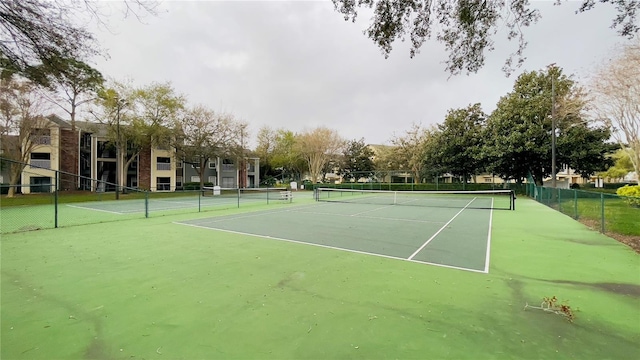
[[431, 103, 487, 181], [484, 66, 616, 184], [332, 0, 639, 75], [0, 0, 156, 84], [339, 138, 376, 181]]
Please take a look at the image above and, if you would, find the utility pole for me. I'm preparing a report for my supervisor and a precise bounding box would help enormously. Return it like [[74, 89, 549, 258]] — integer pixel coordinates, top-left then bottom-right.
[[547, 63, 558, 189], [115, 98, 126, 200], [551, 71, 557, 189]]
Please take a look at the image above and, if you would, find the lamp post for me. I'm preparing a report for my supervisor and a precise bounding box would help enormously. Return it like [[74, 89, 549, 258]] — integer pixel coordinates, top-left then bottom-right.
[[551, 74, 557, 189], [115, 98, 126, 200]]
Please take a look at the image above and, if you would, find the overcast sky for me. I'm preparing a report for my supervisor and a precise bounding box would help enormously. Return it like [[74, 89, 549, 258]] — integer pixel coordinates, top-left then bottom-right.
[[88, 0, 630, 146]]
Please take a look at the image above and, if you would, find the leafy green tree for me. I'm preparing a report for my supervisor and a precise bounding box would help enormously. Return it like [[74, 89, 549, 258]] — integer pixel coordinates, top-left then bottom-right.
[[432, 103, 487, 183], [255, 126, 277, 183], [598, 149, 635, 181], [339, 138, 376, 182], [484, 65, 616, 184], [557, 124, 617, 179], [270, 130, 307, 183], [332, 0, 638, 75], [389, 123, 431, 183], [42, 58, 104, 188], [44, 59, 104, 131]]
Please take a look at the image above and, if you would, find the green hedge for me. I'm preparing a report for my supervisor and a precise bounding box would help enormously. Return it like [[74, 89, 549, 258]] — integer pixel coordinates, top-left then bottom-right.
[[182, 182, 214, 190], [616, 185, 640, 207]]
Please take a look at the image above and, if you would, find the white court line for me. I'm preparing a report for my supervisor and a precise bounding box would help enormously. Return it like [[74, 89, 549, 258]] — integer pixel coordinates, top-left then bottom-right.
[[483, 198, 494, 273], [173, 221, 485, 274], [66, 204, 124, 215], [407, 197, 477, 261], [350, 204, 397, 216]]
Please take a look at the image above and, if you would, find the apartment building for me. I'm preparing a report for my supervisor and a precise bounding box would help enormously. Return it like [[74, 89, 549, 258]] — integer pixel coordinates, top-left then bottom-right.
[[17, 115, 259, 193]]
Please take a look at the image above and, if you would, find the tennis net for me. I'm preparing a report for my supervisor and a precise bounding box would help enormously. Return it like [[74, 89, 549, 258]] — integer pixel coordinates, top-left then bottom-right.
[[314, 188, 515, 210], [202, 187, 292, 202]]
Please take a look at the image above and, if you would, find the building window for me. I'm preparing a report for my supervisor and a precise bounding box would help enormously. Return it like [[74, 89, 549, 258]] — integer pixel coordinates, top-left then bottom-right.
[[30, 176, 52, 193], [208, 161, 216, 169], [30, 152, 51, 169], [222, 177, 235, 188], [31, 129, 51, 145], [156, 157, 171, 171], [156, 177, 171, 191], [176, 176, 183, 187], [191, 176, 200, 183], [208, 176, 217, 185], [176, 161, 183, 169], [222, 159, 234, 171]]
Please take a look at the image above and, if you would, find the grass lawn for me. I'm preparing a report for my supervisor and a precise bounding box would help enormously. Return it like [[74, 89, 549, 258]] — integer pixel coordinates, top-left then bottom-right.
[[1, 198, 639, 359]]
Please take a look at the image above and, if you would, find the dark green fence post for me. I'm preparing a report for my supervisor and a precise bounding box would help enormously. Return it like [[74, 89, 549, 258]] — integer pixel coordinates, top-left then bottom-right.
[[237, 188, 240, 208], [573, 189, 578, 219], [558, 188, 562, 212], [600, 193, 605, 233], [54, 170, 59, 228], [145, 191, 149, 218], [198, 189, 201, 212]]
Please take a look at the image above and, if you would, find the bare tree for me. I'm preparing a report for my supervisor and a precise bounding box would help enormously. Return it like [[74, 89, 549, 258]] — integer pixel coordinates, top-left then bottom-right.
[[295, 127, 345, 183], [0, 76, 53, 197], [175, 105, 238, 190], [389, 123, 431, 183], [591, 40, 640, 183], [0, 0, 158, 84]]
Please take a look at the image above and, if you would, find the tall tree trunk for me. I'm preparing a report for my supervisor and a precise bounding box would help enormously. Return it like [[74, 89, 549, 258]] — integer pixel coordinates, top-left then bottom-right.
[[7, 163, 23, 198]]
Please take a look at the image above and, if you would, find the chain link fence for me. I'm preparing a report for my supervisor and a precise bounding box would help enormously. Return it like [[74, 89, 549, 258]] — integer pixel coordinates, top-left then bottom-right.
[[526, 183, 640, 236], [0, 158, 292, 234]]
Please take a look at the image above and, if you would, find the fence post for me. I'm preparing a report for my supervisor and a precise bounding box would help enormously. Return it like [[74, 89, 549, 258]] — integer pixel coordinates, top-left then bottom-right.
[[600, 193, 605, 233], [145, 191, 149, 218], [198, 189, 201, 212], [573, 189, 578, 219], [54, 170, 59, 228]]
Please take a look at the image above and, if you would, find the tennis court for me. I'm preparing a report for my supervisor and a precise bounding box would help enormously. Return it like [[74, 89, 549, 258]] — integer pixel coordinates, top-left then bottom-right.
[[176, 189, 513, 273]]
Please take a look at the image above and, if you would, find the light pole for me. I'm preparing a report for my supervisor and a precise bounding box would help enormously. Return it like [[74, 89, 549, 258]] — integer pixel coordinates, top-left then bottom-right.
[[115, 98, 126, 200], [551, 76, 557, 188]]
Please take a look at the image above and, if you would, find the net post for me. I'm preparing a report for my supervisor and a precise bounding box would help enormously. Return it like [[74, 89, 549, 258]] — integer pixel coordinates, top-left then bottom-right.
[[237, 188, 240, 208], [573, 189, 578, 219], [198, 188, 201, 212], [267, 187, 270, 204], [54, 170, 59, 228], [511, 190, 515, 210], [145, 191, 149, 218], [600, 193, 605, 233]]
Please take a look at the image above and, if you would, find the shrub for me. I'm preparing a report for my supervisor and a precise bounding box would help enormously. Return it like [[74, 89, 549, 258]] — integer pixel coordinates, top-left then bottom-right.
[[570, 183, 580, 189], [616, 185, 640, 207]]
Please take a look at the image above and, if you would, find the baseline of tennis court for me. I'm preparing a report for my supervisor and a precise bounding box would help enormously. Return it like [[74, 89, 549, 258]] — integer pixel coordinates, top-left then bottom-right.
[[175, 199, 494, 273]]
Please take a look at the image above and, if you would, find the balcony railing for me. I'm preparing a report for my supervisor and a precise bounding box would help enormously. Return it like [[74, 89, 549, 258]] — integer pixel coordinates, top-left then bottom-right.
[[222, 164, 234, 171], [31, 136, 51, 145], [30, 159, 51, 169], [156, 163, 171, 171]]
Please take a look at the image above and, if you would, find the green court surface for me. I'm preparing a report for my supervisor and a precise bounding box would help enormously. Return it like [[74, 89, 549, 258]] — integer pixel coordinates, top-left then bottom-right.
[[177, 201, 493, 272], [1, 196, 639, 359]]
